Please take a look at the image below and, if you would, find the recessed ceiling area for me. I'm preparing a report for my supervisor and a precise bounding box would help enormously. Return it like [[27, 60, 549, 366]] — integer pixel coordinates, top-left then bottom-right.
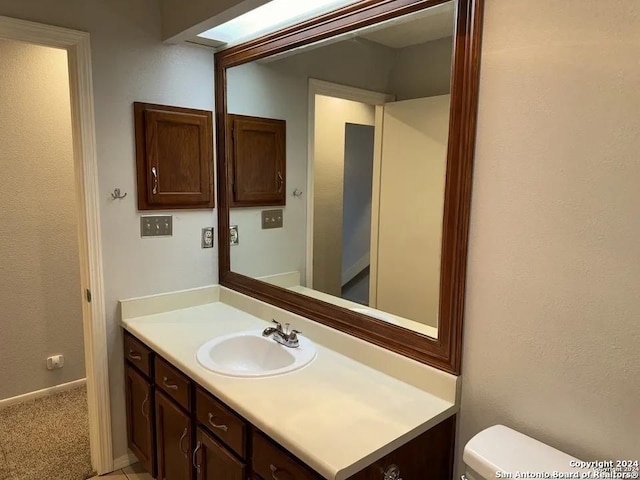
[[197, 0, 361, 47]]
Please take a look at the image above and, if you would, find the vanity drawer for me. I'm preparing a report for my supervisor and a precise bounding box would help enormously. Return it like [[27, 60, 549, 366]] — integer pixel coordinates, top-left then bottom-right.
[[124, 331, 153, 377], [196, 387, 246, 459], [155, 357, 191, 410], [253, 431, 320, 480]]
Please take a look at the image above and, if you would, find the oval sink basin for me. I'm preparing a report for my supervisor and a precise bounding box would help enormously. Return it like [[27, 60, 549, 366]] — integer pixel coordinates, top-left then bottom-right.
[[196, 329, 316, 377]]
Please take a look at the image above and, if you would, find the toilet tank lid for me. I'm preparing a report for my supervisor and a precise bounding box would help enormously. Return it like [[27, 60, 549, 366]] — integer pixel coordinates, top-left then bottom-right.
[[463, 425, 584, 479]]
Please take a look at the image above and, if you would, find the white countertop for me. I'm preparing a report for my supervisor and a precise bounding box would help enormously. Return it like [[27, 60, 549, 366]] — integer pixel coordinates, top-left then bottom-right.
[[121, 286, 457, 480]]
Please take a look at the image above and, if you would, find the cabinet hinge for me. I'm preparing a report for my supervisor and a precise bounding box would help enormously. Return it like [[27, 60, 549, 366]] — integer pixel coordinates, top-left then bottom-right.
[[85, 289, 92, 303]]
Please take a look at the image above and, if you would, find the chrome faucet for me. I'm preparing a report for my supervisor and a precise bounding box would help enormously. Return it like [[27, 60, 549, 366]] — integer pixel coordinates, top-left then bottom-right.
[[262, 320, 301, 348]]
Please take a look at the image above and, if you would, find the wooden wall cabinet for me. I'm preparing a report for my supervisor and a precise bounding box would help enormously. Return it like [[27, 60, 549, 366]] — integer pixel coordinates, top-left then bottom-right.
[[134, 102, 214, 210], [123, 330, 454, 480], [227, 114, 286, 207]]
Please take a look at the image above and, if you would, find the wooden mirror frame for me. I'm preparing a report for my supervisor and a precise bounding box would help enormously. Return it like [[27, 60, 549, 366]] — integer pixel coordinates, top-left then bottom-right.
[[215, 0, 484, 374]]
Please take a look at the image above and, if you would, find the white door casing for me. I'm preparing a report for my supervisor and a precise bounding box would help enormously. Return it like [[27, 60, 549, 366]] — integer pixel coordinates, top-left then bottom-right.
[[0, 16, 113, 474]]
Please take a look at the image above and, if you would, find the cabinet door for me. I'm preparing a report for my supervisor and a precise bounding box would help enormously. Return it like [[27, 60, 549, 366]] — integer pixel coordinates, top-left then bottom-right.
[[135, 102, 214, 210], [125, 365, 155, 476], [347, 415, 456, 480], [228, 114, 286, 207], [194, 428, 245, 480], [155, 390, 193, 480]]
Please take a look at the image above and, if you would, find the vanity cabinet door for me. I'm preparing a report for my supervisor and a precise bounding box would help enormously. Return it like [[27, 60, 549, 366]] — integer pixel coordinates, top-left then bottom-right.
[[194, 427, 245, 480], [346, 415, 456, 480], [155, 390, 193, 480], [125, 365, 156, 477]]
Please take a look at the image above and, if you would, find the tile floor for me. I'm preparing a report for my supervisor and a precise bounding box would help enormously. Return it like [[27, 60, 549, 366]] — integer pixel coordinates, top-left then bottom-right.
[[90, 463, 153, 480]]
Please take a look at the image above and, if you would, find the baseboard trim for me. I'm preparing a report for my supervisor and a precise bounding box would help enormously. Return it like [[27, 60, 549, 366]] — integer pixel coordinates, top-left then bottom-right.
[[0, 378, 87, 408], [113, 452, 138, 471]]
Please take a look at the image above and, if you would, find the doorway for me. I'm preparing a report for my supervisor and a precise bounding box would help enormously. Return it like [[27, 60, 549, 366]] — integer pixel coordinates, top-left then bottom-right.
[[0, 37, 93, 479], [341, 123, 375, 305], [0, 16, 112, 476]]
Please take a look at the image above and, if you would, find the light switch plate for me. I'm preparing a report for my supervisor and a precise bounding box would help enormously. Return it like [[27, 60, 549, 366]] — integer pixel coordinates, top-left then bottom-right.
[[141, 215, 172, 237], [261, 209, 283, 229]]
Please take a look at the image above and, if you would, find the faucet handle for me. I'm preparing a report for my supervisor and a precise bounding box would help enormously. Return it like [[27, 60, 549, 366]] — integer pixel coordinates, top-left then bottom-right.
[[271, 319, 283, 331], [289, 329, 301, 340]]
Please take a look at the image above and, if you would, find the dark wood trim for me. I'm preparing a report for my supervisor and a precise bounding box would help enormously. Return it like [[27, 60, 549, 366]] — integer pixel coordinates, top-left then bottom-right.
[[215, 0, 484, 375]]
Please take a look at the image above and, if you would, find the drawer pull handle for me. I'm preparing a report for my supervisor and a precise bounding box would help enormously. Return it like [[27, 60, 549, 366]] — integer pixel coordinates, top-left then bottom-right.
[[207, 413, 229, 432], [192, 441, 202, 472], [383, 464, 402, 480], [270, 464, 292, 480], [141, 392, 149, 419], [162, 377, 179, 390], [178, 427, 188, 458], [128, 350, 142, 361], [151, 166, 158, 195]]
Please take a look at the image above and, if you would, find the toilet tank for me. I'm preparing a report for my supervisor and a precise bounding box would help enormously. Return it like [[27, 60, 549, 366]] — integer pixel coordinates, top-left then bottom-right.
[[463, 425, 586, 480]]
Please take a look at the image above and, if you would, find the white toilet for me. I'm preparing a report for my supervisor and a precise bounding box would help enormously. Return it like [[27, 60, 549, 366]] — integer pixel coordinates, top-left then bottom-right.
[[463, 425, 585, 480]]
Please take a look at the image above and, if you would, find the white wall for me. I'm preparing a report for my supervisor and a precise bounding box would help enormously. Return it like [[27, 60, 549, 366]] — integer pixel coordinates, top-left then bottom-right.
[[458, 0, 640, 471], [0, 0, 217, 462], [227, 62, 308, 279], [268, 39, 396, 94], [0, 39, 85, 400], [375, 95, 449, 330]]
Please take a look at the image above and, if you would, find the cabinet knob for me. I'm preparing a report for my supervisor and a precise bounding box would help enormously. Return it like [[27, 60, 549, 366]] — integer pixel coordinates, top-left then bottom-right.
[[151, 166, 158, 194], [208, 412, 229, 432], [193, 441, 202, 472], [383, 464, 402, 480], [162, 376, 179, 390], [277, 171, 283, 192], [178, 427, 188, 458], [270, 464, 291, 480], [141, 392, 149, 419], [128, 349, 142, 361]]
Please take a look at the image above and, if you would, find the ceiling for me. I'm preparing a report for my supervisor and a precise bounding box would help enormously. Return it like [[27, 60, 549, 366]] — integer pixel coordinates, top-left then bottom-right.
[[358, 2, 455, 49]]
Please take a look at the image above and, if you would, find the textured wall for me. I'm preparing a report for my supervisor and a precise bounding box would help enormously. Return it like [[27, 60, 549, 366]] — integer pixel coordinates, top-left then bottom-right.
[[0, 0, 217, 461], [458, 0, 640, 471], [0, 39, 85, 400], [388, 36, 453, 100], [227, 62, 308, 280]]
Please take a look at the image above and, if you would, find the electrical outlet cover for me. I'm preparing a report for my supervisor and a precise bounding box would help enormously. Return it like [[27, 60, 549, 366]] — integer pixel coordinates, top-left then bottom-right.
[[230, 225, 239, 245], [202, 227, 214, 248]]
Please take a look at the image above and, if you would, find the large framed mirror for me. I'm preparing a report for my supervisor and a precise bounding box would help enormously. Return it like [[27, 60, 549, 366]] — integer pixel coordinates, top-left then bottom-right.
[[215, 0, 483, 374]]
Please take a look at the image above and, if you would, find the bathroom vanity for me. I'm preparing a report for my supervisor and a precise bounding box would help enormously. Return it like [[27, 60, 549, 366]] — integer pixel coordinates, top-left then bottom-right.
[[122, 0, 483, 477], [121, 287, 459, 480]]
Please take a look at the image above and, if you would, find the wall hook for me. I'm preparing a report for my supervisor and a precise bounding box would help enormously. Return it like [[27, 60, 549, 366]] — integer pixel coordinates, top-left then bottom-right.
[[110, 188, 127, 199], [292, 188, 303, 197]]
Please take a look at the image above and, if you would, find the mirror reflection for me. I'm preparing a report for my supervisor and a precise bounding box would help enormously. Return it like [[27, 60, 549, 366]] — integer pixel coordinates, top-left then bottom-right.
[[226, 1, 455, 338]]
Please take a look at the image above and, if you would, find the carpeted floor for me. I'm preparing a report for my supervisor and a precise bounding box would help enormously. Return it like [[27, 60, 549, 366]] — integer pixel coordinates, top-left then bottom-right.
[[0, 386, 94, 480]]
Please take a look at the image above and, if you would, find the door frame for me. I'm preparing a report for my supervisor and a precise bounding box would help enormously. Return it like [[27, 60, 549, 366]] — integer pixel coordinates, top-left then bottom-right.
[[0, 16, 113, 474], [305, 79, 394, 290]]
